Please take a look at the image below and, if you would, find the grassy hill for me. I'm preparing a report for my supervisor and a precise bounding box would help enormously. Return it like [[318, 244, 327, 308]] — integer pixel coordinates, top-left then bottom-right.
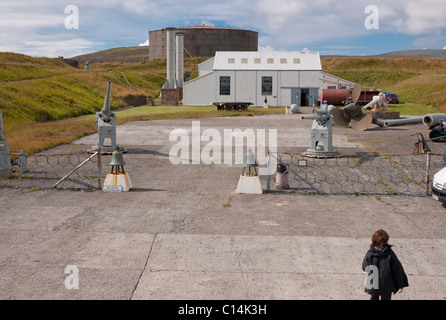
[[2, 49, 446, 154], [322, 57, 446, 112], [70, 46, 150, 64], [0, 51, 208, 125], [373, 49, 446, 59], [0, 52, 282, 154]]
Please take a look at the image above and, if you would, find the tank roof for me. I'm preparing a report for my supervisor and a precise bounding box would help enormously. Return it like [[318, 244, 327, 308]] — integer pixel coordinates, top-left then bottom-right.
[[156, 26, 256, 32]]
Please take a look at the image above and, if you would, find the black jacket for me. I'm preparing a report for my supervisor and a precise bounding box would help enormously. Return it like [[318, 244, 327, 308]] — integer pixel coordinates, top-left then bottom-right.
[[362, 245, 409, 296]]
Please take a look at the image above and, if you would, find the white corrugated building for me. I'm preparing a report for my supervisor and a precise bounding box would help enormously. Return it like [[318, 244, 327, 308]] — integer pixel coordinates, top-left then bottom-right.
[[183, 51, 354, 107]]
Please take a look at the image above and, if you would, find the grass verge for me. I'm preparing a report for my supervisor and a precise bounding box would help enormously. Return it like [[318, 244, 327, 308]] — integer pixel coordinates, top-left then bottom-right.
[[4, 106, 286, 155]]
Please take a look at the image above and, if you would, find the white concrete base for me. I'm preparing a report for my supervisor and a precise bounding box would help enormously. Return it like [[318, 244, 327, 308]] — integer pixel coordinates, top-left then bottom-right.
[[236, 175, 263, 194], [103, 172, 133, 192]]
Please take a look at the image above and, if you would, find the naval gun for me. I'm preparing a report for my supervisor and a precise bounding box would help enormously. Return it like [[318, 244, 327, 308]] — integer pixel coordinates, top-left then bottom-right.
[[91, 81, 126, 154], [301, 103, 341, 158]]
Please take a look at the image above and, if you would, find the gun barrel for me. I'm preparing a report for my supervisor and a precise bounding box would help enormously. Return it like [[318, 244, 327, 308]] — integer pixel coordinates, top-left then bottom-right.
[[102, 81, 112, 114], [384, 117, 423, 127], [302, 115, 321, 121], [422, 113, 446, 129]]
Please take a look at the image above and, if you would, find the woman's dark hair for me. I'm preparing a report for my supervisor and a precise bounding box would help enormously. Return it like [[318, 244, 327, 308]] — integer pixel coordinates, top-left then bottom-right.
[[371, 229, 389, 248]]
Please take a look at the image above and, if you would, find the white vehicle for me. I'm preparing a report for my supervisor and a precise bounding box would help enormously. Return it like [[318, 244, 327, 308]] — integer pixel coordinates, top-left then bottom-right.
[[432, 167, 446, 203]]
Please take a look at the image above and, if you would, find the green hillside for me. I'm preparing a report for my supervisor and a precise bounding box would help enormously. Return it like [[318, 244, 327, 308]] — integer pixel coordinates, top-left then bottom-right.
[[322, 57, 446, 112], [70, 46, 150, 64], [2, 50, 446, 154], [0, 52, 207, 125]]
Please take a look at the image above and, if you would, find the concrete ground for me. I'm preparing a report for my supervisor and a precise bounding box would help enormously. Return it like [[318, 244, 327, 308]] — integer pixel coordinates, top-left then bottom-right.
[[1, 109, 446, 300]]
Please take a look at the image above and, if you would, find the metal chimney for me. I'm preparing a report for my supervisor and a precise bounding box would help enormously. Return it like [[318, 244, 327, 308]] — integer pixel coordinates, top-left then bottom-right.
[[165, 28, 176, 89], [175, 32, 184, 88]]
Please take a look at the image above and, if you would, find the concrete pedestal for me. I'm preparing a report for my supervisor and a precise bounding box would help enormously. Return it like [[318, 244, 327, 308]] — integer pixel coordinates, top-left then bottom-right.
[[236, 175, 263, 194], [103, 173, 133, 192]]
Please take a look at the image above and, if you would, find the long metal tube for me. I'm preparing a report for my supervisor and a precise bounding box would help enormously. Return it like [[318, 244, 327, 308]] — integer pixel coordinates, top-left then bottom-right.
[[422, 113, 446, 129], [102, 81, 111, 114], [165, 28, 176, 89], [383, 117, 423, 127], [372, 117, 385, 127], [175, 32, 184, 88]]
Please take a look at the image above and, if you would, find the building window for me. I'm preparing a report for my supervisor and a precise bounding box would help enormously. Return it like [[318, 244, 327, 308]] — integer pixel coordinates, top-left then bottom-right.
[[228, 58, 235, 64], [262, 76, 273, 96], [254, 58, 261, 64], [280, 58, 287, 64], [327, 86, 337, 89], [241, 58, 248, 64], [220, 76, 231, 95], [267, 58, 274, 64], [293, 58, 301, 64]]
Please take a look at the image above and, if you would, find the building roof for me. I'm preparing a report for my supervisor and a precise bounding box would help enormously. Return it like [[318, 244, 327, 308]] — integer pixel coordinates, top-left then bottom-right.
[[212, 51, 322, 71]]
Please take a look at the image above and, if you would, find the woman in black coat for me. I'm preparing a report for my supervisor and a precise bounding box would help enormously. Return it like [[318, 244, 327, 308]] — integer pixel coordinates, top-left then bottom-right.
[[362, 229, 409, 300]]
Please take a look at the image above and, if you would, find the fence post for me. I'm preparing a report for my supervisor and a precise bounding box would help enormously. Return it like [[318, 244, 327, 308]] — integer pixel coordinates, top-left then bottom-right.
[[426, 151, 431, 195], [97, 148, 102, 191]]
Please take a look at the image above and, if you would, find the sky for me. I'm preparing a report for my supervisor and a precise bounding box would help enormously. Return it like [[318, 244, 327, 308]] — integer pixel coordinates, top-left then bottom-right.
[[1, 0, 446, 58]]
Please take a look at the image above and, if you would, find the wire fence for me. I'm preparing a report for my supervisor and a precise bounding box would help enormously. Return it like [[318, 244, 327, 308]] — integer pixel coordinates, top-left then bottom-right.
[[2, 149, 445, 196], [270, 152, 446, 196], [0, 151, 102, 191]]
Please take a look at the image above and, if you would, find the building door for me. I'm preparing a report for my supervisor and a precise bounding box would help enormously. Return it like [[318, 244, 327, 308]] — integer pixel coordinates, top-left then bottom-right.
[[291, 88, 299, 105], [300, 89, 309, 106], [309, 88, 319, 106]]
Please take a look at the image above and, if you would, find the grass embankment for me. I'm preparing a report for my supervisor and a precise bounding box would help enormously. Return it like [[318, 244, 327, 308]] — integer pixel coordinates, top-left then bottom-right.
[[2, 52, 446, 154], [0, 52, 209, 124], [322, 57, 446, 113], [4, 106, 285, 155]]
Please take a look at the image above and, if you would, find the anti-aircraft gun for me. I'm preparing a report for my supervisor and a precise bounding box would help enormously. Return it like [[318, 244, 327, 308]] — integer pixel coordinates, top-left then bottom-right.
[[301, 103, 341, 158], [91, 81, 126, 154]]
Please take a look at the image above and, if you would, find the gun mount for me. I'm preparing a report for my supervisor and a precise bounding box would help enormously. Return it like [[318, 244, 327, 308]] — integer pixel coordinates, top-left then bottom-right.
[[301, 103, 341, 158], [90, 82, 126, 154]]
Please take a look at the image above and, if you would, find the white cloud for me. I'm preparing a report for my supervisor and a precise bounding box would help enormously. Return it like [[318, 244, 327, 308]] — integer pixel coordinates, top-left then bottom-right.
[[391, 0, 446, 35], [2, 0, 446, 57], [139, 39, 149, 46], [259, 45, 275, 52], [122, 0, 158, 15]]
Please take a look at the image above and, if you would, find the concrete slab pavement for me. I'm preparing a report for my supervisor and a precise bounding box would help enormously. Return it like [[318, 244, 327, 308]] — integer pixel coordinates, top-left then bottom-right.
[[1, 112, 446, 300]]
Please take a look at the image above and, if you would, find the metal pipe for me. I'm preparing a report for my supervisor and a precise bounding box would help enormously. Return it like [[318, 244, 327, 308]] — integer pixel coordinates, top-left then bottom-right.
[[383, 117, 423, 127], [426, 152, 431, 196], [103, 81, 111, 114], [165, 28, 176, 89], [372, 117, 385, 127], [175, 32, 184, 88], [52, 152, 99, 189], [422, 113, 446, 129]]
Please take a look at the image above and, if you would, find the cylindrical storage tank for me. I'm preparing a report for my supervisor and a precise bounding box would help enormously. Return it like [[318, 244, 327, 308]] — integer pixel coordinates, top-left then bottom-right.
[[321, 89, 349, 105], [149, 26, 258, 61]]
